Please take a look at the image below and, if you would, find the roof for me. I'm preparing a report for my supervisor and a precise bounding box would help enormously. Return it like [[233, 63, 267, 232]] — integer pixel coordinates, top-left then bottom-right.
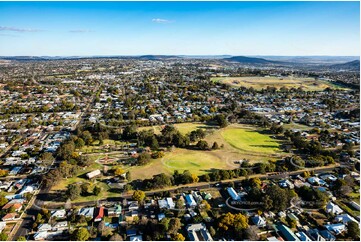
[[227, 187, 240, 201], [95, 207, 105, 219], [276, 224, 300, 241], [324, 223, 346, 235]]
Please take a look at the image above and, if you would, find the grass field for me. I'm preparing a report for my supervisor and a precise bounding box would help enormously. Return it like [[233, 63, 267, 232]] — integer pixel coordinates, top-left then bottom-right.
[[49, 123, 285, 203], [212, 76, 348, 91], [138, 122, 218, 135], [130, 123, 285, 180], [221, 127, 280, 154]]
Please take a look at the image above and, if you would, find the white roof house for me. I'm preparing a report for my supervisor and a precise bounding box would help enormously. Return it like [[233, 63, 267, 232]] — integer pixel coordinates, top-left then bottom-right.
[[86, 169, 101, 179], [335, 214, 359, 225], [186, 223, 213, 241], [38, 223, 52, 232], [325, 202, 343, 215], [166, 197, 175, 209], [51, 209, 66, 218], [78, 207, 95, 218]]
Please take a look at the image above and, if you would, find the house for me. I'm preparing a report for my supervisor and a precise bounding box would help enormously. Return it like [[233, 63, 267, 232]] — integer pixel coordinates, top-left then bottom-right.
[[227, 187, 240, 201], [51, 209, 66, 219], [186, 223, 213, 241], [94, 207, 105, 222], [53, 221, 68, 231], [251, 215, 266, 228], [86, 169, 101, 179], [107, 205, 122, 217], [324, 224, 346, 235], [335, 214, 359, 225], [2, 212, 17, 221], [0, 222, 6, 233], [319, 230, 336, 241], [38, 223, 52, 232], [2, 202, 23, 212], [184, 194, 197, 207], [325, 202, 343, 215], [276, 223, 300, 241], [166, 197, 175, 209], [295, 231, 312, 241], [130, 235, 143, 241], [78, 207, 94, 218], [158, 213, 165, 221], [348, 201, 360, 211], [158, 199, 168, 209]]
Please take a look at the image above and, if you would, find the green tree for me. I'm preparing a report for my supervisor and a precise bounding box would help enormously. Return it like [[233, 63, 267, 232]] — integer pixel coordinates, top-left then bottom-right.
[[132, 190, 146, 203], [347, 221, 360, 241], [137, 152, 151, 165], [93, 186, 101, 196], [72, 228, 90, 241], [0, 233, 8, 241], [17, 236, 26, 241], [67, 184, 81, 200]]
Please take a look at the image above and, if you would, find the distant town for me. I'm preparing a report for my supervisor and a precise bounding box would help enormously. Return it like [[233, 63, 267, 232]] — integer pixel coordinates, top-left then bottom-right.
[[0, 55, 359, 241]]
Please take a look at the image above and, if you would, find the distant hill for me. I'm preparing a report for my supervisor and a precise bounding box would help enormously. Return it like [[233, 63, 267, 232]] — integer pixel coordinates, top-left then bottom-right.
[[138, 55, 180, 60], [223, 56, 283, 65], [330, 60, 360, 71]]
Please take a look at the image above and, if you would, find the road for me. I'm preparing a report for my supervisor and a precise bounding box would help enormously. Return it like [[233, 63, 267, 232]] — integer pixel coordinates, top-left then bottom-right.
[[39, 164, 339, 209]]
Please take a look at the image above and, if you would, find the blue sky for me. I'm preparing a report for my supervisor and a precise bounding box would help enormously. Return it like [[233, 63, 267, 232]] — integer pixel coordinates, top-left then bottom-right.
[[0, 1, 359, 56]]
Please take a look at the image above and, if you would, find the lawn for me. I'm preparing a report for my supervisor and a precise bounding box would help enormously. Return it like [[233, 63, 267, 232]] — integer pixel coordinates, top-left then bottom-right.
[[212, 76, 349, 91], [221, 127, 280, 154], [138, 122, 218, 135], [130, 124, 285, 180], [162, 149, 228, 174]]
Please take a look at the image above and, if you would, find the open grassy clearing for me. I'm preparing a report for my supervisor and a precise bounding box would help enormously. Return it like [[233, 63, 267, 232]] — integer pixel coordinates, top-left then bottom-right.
[[137, 122, 218, 135], [130, 124, 285, 180], [283, 122, 312, 131], [212, 76, 349, 91]]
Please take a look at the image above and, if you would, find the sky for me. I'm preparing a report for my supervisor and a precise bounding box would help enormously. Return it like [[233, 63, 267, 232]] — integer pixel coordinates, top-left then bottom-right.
[[0, 1, 360, 56]]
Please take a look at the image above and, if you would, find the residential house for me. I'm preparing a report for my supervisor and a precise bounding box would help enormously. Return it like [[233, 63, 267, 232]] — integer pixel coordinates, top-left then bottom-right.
[[325, 202, 343, 215], [186, 223, 213, 241]]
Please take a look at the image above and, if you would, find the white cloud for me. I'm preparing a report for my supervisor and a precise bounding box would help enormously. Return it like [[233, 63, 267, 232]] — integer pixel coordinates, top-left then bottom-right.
[[0, 26, 41, 32], [152, 18, 173, 24], [69, 29, 93, 33]]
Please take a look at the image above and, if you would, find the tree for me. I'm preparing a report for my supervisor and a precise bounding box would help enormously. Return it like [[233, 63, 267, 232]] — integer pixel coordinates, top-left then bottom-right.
[[0, 193, 8, 207], [191, 174, 199, 183], [218, 212, 248, 232], [109, 233, 123, 241], [214, 114, 228, 128], [81, 131, 93, 145], [74, 138, 85, 149], [137, 152, 151, 165], [244, 226, 259, 240], [212, 142, 219, 150], [39, 152, 54, 166], [126, 171, 131, 181], [209, 226, 216, 237], [196, 140, 209, 150], [114, 167, 125, 177], [201, 200, 211, 211], [93, 186, 101, 196], [347, 221, 360, 241], [172, 233, 185, 241], [72, 228, 90, 241], [0, 233, 8, 241], [67, 184, 81, 200], [17, 236, 26, 241], [132, 190, 146, 203], [168, 218, 182, 235]]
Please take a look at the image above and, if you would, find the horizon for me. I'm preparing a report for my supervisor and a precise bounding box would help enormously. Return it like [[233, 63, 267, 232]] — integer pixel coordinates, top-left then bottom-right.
[[0, 1, 360, 56]]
